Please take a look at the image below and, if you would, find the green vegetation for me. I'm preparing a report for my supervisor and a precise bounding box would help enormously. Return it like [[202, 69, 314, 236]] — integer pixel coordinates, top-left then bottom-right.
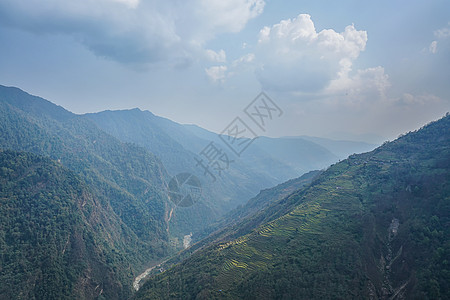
[[85, 108, 278, 213], [85, 109, 364, 242], [1, 85, 448, 299], [0, 150, 134, 299], [135, 115, 450, 299], [146, 170, 322, 276], [84, 109, 292, 239], [0, 85, 175, 296]]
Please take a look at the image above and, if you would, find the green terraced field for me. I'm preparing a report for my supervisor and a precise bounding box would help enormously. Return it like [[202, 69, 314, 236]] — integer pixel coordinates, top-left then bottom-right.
[[135, 115, 450, 300]]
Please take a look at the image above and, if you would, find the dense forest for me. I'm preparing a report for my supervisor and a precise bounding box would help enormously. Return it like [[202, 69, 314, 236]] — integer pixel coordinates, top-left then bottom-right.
[[84, 108, 364, 239], [0, 85, 175, 297], [0, 85, 448, 299], [0, 150, 134, 299], [135, 115, 450, 299]]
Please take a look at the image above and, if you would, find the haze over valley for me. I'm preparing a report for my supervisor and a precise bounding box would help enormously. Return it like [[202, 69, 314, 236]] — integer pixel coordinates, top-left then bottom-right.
[[0, 1, 449, 299]]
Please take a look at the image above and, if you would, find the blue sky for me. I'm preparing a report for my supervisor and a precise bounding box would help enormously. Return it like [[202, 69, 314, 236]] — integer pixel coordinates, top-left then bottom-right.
[[0, 0, 449, 142]]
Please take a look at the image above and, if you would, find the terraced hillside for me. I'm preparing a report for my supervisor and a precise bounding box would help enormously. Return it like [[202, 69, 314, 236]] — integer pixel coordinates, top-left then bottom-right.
[[146, 170, 322, 276], [135, 114, 450, 299]]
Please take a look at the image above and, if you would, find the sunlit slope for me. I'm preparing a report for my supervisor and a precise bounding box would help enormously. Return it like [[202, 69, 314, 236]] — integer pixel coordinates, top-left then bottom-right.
[[135, 114, 450, 299]]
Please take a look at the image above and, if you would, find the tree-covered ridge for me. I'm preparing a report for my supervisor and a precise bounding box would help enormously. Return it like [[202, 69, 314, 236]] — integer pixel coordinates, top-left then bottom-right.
[[0, 85, 175, 272], [146, 170, 322, 277], [135, 115, 450, 299], [85, 106, 369, 247], [84, 108, 296, 241], [0, 150, 137, 299]]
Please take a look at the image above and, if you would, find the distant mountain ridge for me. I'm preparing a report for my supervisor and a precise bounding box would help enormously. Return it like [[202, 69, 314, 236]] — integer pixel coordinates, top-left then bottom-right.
[[0, 84, 377, 249], [182, 123, 339, 176], [1, 85, 339, 298], [85, 108, 376, 217], [297, 135, 377, 159], [0, 85, 176, 297], [0, 84, 384, 299], [84, 108, 285, 240], [135, 114, 450, 299]]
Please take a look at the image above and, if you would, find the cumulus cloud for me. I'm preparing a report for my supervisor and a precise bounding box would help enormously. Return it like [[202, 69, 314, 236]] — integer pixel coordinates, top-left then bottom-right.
[[232, 53, 255, 67], [205, 65, 227, 83], [194, 0, 264, 38], [208, 13, 389, 104], [397, 93, 441, 106], [326, 66, 390, 102], [434, 22, 450, 39], [111, 0, 140, 8], [254, 14, 368, 93], [205, 49, 226, 63], [427, 22, 450, 54], [429, 41, 438, 54], [0, 0, 264, 65]]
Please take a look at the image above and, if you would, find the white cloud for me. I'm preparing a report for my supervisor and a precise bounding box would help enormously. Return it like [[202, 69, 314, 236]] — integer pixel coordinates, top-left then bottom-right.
[[427, 22, 450, 55], [0, 0, 264, 65], [397, 93, 441, 106], [327, 66, 390, 102], [209, 13, 387, 103], [434, 23, 450, 39], [195, 0, 264, 37], [111, 0, 140, 8], [429, 40, 438, 54], [232, 53, 255, 66], [203, 53, 254, 81], [254, 14, 368, 93], [205, 49, 227, 63], [205, 65, 228, 83]]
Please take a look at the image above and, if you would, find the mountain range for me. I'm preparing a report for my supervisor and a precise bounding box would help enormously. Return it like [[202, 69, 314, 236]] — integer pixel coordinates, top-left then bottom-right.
[[134, 114, 450, 299], [1, 84, 447, 299]]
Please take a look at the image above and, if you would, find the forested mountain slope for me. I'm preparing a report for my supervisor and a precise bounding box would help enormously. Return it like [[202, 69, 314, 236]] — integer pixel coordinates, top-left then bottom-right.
[[85, 108, 375, 238], [85, 108, 293, 214], [0, 150, 134, 299], [0, 85, 174, 291], [195, 170, 322, 245], [135, 114, 450, 299]]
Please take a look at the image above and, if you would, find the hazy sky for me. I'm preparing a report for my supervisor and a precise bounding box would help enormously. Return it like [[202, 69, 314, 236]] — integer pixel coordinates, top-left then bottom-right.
[[0, 0, 449, 142]]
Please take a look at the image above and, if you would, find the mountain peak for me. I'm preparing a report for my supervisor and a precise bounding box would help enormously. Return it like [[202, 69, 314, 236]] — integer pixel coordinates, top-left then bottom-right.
[[0, 84, 74, 121]]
